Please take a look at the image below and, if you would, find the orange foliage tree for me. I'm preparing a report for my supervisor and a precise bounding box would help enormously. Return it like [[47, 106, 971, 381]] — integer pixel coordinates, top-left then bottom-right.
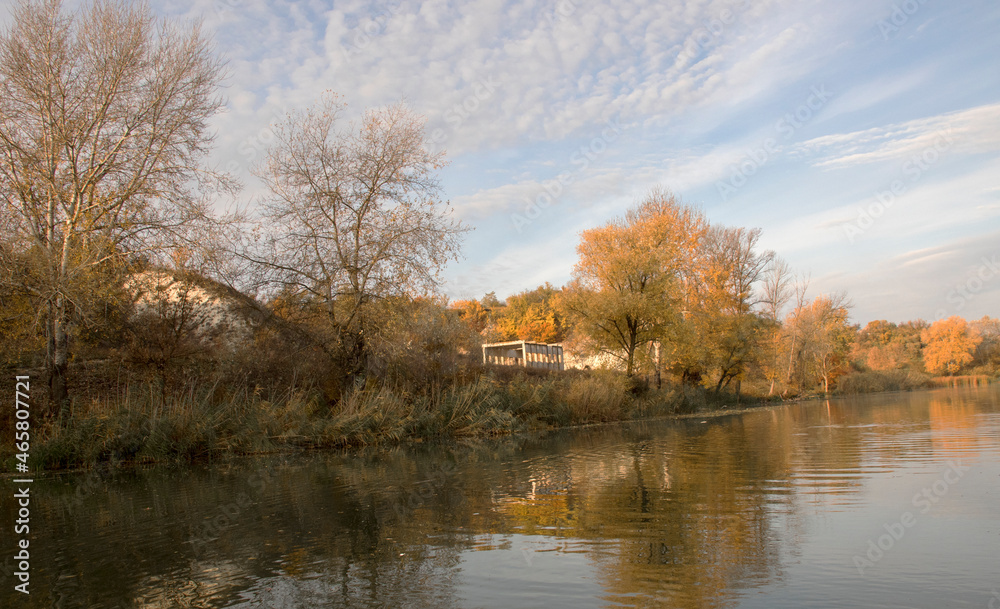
[[786, 294, 853, 393], [451, 299, 490, 334], [561, 188, 706, 376], [494, 283, 567, 344], [921, 316, 982, 375], [853, 319, 926, 372]]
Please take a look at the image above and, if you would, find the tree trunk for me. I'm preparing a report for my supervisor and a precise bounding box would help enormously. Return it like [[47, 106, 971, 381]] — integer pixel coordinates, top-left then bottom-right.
[[654, 342, 661, 389], [47, 296, 70, 416], [785, 334, 797, 383]]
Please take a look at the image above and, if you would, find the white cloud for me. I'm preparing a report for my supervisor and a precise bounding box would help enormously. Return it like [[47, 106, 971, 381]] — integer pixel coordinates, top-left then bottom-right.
[[193, 0, 881, 160], [796, 103, 1000, 169], [816, 230, 1000, 324], [443, 237, 581, 301], [757, 162, 1000, 258], [63, 0, 995, 322]]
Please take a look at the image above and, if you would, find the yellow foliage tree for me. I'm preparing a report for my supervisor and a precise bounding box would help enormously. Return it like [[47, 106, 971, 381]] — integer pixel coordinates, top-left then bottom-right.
[[494, 284, 567, 344], [921, 316, 982, 376], [562, 188, 706, 376], [853, 319, 925, 372], [688, 226, 772, 392], [786, 294, 853, 393], [451, 299, 490, 334]]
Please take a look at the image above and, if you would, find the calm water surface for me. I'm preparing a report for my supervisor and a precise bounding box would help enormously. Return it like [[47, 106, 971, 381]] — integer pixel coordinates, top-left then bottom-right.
[[2, 385, 999, 608]]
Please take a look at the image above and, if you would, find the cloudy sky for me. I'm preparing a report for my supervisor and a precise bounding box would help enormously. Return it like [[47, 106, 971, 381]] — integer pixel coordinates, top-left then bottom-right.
[[14, 0, 1000, 324]]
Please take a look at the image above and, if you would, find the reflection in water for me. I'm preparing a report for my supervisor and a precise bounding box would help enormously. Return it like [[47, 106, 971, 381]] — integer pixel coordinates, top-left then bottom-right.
[[2, 385, 999, 609]]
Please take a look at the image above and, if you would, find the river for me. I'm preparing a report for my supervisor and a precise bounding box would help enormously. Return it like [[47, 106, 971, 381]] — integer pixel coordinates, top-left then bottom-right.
[[2, 385, 999, 608]]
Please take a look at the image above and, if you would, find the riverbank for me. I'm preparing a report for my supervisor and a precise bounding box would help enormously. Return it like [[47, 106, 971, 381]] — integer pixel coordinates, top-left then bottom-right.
[[5, 366, 992, 472], [3, 368, 761, 471]]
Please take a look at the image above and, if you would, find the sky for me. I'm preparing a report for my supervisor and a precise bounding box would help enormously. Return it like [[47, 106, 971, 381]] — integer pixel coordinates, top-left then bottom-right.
[[7, 0, 999, 325]]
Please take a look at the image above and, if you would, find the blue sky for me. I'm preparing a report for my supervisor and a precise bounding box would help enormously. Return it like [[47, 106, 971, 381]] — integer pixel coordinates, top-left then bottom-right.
[[9, 0, 999, 324]]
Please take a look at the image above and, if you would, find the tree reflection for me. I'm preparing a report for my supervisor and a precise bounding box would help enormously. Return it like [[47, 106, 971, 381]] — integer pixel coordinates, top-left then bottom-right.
[[3, 386, 998, 608]]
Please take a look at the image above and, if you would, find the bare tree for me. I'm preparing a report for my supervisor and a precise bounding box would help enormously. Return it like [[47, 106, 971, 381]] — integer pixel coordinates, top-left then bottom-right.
[[761, 255, 791, 395], [761, 256, 792, 323], [784, 273, 811, 389], [248, 94, 466, 385], [0, 0, 228, 412]]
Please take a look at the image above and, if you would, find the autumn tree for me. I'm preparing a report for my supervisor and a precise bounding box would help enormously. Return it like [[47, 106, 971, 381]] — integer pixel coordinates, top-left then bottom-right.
[[921, 316, 982, 376], [759, 256, 792, 394], [562, 188, 706, 376], [782, 275, 811, 389], [0, 0, 227, 411], [970, 316, 1000, 373], [480, 291, 503, 309], [854, 320, 896, 370], [693, 226, 773, 392], [786, 294, 853, 393], [0, 246, 43, 365], [366, 295, 481, 387], [853, 319, 925, 372], [451, 299, 490, 334], [492, 283, 567, 344], [249, 94, 466, 388], [122, 272, 226, 399]]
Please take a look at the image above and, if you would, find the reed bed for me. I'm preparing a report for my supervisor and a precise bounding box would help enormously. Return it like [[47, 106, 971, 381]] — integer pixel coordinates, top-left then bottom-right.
[[18, 368, 712, 470]]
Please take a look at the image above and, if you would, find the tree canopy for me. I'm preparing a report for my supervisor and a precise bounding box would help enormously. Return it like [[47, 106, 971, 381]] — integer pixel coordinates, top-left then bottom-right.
[[0, 0, 227, 409], [561, 188, 706, 376], [246, 94, 467, 387]]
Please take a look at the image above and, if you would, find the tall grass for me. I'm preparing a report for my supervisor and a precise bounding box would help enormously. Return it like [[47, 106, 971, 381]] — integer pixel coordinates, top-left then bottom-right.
[[929, 374, 994, 388], [835, 369, 932, 394], [33, 383, 291, 469], [18, 367, 751, 471]]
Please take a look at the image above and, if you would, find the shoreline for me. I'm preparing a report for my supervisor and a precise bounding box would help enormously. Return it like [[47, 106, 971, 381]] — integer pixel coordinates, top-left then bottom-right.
[[9, 381, 994, 476]]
